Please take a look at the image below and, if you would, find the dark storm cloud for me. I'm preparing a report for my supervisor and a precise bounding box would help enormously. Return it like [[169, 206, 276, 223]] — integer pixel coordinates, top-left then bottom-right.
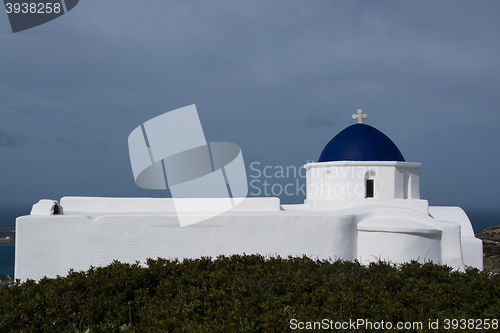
[[0, 126, 26, 147], [0, 0, 499, 210]]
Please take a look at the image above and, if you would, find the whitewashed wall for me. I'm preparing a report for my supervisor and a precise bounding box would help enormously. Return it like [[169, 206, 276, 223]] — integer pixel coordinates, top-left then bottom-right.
[[15, 197, 482, 282]]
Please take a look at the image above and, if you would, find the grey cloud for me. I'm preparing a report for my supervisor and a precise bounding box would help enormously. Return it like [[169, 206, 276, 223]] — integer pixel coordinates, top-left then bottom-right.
[[1, 0, 500, 213], [306, 113, 338, 128], [66, 173, 85, 179], [0, 126, 26, 147], [54, 136, 83, 152]]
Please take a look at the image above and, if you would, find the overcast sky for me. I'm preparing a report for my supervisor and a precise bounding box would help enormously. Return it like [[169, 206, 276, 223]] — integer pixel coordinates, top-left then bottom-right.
[[1, 0, 499, 217]]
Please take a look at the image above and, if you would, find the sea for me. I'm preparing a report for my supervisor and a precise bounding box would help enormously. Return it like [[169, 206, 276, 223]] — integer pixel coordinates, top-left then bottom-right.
[[0, 204, 30, 276], [0, 243, 15, 276], [0, 206, 499, 277]]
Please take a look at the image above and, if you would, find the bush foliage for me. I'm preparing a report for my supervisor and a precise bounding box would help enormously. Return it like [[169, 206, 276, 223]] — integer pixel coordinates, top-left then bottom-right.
[[0, 255, 499, 332]]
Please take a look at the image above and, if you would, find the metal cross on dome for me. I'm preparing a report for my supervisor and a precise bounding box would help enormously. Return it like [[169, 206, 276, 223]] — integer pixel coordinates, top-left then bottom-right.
[[352, 109, 367, 124]]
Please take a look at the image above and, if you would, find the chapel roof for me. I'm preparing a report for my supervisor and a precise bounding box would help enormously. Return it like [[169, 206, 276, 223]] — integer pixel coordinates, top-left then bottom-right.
[[318, 115, 405, 163]]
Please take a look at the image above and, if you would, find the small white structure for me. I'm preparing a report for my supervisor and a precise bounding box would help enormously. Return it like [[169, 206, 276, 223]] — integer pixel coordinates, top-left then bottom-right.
[[15, 111, 483, 281]]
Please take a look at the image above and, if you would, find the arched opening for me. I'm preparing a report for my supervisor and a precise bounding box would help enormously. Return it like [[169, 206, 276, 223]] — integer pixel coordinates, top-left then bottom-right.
[[403, 171, 410, 199], [365, 171, 376, 199]]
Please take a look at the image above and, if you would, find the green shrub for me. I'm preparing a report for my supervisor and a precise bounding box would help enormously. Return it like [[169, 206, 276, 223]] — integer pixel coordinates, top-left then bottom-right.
[[0, 255, 498, 332]]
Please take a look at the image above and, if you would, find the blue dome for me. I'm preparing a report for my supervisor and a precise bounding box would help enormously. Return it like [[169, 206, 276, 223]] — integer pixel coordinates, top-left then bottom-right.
[[318, 123, 405, 162]]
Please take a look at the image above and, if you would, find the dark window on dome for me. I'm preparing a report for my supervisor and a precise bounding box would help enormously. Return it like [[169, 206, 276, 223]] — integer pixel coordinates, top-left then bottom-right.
[[366, 179, 374, 198]]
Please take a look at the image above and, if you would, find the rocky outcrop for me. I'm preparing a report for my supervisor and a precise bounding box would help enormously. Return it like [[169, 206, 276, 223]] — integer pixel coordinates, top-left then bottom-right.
[[475, 225, 500, 271]]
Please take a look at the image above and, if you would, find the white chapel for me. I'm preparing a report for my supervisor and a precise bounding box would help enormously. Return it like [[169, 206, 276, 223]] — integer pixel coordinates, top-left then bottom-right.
[[16, 110, 483, 281]]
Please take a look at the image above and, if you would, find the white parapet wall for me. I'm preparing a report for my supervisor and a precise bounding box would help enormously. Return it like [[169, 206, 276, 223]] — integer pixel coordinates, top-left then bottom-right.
[[59, 196, 281, 213], [16, 210, 358, 282]]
